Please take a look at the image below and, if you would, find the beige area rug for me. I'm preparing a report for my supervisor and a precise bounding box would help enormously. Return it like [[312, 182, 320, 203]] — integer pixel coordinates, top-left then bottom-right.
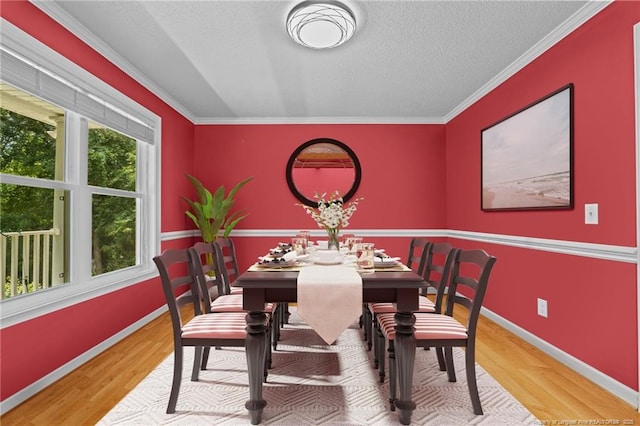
[[98, 308, 538, 425]]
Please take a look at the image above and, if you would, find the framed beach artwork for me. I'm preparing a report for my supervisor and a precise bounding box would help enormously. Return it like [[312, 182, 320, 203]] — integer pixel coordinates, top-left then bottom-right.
[[481, 84, 574, 211]]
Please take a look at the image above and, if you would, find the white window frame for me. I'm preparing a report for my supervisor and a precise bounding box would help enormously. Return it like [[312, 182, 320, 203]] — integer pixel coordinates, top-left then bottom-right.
[[0, 19, 161, 328]]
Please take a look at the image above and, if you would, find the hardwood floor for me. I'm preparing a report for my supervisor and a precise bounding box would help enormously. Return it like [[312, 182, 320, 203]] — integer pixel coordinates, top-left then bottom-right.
[[473, 316, 639, 423], [2, 304, 639, 425]]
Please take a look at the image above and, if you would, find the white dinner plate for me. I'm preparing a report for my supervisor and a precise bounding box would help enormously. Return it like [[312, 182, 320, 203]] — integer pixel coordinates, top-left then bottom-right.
[[374, 257, 402, 268], [375, 261, 401, 268]]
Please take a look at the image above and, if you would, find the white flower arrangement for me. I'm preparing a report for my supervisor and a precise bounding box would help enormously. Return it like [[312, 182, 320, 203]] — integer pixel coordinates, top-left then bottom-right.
[[299, 191, 363, 233]]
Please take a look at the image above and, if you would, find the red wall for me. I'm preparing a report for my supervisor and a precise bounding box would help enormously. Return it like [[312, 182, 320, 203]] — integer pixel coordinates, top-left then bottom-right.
[[194, 124, 447, 230], [446, 1, 638, 389], [193, 123, 447, 268], [1, 0, 638, 406], [0, 2, 195, 402]]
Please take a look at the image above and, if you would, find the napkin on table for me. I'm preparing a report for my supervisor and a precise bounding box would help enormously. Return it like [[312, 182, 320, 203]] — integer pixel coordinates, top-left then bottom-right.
[[283, 251, 297, 262]]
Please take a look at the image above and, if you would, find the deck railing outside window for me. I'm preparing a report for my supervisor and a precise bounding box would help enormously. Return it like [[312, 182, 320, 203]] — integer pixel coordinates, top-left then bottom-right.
[[1, 228, 60, 299]]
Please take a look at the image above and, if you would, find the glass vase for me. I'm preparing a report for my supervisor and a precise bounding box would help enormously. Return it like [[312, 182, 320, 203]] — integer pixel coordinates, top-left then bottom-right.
[[327, 229, 340, 251]]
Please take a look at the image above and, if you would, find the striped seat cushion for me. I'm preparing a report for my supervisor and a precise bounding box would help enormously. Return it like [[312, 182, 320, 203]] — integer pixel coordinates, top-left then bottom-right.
[[369, 297, 436, 314], [210, 294, 275, 313], [378, 313, 468, 340], [181, 312, 247, 339]]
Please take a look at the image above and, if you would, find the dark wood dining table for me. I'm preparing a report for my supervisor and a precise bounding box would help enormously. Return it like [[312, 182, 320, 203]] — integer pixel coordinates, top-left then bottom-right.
[[234, 268, 426, 425]]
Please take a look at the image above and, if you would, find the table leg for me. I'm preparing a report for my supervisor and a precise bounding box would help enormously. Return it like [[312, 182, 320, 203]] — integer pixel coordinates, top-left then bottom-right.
[[394, 311, 416, 425], [245, 311, 268, 425]]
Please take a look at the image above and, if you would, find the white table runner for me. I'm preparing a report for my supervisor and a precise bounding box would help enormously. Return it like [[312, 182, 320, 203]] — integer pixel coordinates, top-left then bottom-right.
[[296, 265, 363, 344]]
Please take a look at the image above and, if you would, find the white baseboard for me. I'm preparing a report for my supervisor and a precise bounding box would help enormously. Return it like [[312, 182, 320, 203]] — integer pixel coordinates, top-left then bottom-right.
[[481, 306, 638, 408], [0, 304, 167, 415], [403, 288, 637, 408]]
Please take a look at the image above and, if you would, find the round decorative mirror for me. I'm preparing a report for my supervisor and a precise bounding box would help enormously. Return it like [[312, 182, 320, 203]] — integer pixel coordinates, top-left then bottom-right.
[[286, 138, 362, 207]]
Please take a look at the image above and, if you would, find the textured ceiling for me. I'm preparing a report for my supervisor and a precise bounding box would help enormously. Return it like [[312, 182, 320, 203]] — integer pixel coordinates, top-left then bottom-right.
[[34, 1, 604, 124]]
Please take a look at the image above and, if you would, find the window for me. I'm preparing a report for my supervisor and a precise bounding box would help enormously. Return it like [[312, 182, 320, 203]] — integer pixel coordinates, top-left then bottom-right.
[[0, 20, 160, 325], [1, 94, 65, 297], [87, 122, 138, 276]]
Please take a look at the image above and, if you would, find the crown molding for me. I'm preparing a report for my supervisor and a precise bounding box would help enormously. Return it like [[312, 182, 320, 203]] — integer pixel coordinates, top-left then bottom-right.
[[32, 0, 439, 126], [30, 0, 198, 123], [191, 116, 446, 125], [31, 0, 611, 126], [444, 0, 613, 122]]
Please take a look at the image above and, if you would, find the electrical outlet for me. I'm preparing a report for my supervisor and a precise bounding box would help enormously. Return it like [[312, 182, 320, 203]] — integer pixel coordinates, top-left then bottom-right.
[[585, 203, 598, 224], [537, 298, 548, 318]]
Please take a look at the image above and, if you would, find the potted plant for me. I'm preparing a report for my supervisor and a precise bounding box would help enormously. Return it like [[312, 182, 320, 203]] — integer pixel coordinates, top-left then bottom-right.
[[182, 173, 253, 243]]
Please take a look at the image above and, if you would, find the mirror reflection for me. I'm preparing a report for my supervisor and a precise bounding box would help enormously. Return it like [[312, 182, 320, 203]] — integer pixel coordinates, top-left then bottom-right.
[[286, 138, 361, 207]]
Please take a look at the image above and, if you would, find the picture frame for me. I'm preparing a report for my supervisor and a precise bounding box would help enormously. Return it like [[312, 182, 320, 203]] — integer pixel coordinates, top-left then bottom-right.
[[481, 83, 574, 211]]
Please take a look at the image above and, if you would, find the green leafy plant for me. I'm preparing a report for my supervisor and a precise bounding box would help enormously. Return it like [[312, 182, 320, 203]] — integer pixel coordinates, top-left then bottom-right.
[[182, 174, 253, 243]]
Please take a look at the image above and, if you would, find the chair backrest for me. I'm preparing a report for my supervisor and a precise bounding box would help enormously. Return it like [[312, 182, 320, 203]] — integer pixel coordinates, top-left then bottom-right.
[[422, 242, 457, 313], [153, 248, 203, 344], [444, 249, 497, 334], [406, 237, 431, 276], [213, 238, 240, 294], [189, 241, 226, 312]]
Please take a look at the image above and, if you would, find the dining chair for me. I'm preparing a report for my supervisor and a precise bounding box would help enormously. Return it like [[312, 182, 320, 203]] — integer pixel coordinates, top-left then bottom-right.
[[406, 237, 431, 276], [213, 239, 285, 346], [377, 248, 497, 414], [214, 237, 242, 295], [371, 242, 456, 377], [153, 248, 265, 414], [362, 237, 431, 348], [190, 242, 244, 308], [213, 237, 286, 330], [214, 238, 285, 328], [190, 241, 278, 368]]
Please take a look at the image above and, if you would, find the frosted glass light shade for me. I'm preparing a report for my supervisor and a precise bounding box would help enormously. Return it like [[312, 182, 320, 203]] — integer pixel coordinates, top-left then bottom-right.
[[287, 1, 356, 49]]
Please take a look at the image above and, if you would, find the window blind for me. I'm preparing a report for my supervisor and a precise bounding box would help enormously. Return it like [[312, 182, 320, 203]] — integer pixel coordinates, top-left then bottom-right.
[[0, 48, 154, 144]]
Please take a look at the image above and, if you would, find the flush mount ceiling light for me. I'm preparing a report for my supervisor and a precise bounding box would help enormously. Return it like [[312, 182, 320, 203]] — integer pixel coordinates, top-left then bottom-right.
[[287, 1, 356, 49]]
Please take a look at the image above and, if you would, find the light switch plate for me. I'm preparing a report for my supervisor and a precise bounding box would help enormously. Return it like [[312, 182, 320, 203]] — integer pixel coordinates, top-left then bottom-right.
[[585, 203, 598, 224]]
